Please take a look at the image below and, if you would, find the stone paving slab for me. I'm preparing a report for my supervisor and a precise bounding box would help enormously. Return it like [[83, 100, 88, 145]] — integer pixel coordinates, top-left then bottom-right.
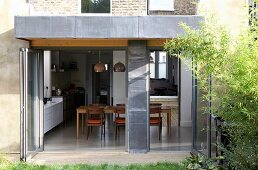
[[27, 151, 189, 165]]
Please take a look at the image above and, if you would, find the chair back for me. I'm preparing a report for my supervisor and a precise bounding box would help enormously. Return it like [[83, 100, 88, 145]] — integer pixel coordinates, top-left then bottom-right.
[[89, 103, 106, 107], [150, 103, 161, 115], [116, 104, 125, 115], [150, 106, 161, 115], [87, 106, 104, 115]]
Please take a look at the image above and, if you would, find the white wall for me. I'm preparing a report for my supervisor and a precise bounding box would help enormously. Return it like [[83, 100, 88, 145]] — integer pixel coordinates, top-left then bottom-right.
[[44, 51, 51, 98], [180, 61, 192, 127], [113, 51, 126, 105]]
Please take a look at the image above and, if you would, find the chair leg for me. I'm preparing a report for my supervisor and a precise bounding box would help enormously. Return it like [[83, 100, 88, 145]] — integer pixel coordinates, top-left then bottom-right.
[[115, 125, 118, 140], [104, 122, 105, 138], [159, 124, 162, 141], [101, 125, 103, 141], [87, 125, 90, 140]]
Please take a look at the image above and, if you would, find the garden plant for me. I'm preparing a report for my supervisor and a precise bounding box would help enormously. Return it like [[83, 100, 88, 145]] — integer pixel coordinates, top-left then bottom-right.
[[164, 6, 258, 170]]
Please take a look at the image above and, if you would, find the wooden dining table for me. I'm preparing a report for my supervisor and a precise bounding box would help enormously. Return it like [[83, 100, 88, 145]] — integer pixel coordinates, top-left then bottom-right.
[[76, 105, 116, 138], [160, 106, 177, 136], [76, 105, 177, 138]]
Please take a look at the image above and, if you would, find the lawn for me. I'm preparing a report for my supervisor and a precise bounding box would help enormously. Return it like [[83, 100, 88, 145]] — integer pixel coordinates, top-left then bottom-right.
[[0, 157, 185, 170]]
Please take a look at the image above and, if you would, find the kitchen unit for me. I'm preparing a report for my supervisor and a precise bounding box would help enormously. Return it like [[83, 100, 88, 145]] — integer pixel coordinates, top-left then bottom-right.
[[44, 97, 63, 133]]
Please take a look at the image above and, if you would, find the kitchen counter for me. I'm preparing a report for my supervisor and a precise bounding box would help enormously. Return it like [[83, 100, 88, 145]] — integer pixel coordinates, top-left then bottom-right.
[[44, 96, 63, 109], [150, 96, 178, 107], [44, 96, 63, 133]]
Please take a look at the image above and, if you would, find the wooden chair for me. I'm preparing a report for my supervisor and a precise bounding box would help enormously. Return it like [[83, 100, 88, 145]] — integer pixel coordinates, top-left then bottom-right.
[[114, 104, 125, 139], [86, 106, 105, 140], [150, 104, 162, 140]]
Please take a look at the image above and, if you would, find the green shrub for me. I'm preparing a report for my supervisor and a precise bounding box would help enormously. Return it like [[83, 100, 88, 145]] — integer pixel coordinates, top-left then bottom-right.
[[164, 11, 258, 170], [183, 153, 222, 170]]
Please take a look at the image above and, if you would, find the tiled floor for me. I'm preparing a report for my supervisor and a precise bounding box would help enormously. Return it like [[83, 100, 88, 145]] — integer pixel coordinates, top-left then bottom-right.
[[44, 116, 192, 152]]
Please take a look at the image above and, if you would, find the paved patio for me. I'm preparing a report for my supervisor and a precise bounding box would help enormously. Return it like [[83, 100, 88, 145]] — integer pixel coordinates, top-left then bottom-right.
[[28, 151, 189, 165], [4, 151, 189, 165]]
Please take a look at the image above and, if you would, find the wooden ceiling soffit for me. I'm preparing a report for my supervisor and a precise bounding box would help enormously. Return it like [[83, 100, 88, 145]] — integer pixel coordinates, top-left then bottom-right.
[[30, 39, 167, 47]]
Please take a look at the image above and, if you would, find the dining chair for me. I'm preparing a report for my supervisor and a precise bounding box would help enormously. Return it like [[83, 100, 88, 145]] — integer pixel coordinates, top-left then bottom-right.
[[150, 103, 162, 140], [114, 104, 125, 139], [86, 106, 105, 140]]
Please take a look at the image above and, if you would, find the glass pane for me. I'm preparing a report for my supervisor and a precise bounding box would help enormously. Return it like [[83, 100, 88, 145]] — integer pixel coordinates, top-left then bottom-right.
[[149, 0, 174, 11], [150, 52, 155, 78], [158, 52, 167, 79], [194, 85, 208, 154], [211, 116, 217, 157], [27, 52, 39, 152], [81, 0, 110, 13]]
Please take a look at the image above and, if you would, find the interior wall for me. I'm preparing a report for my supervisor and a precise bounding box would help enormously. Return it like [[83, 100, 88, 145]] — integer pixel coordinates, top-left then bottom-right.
[[51, 51, 87, 92], [44, 51, 51, 98], [0, 0, 29, 153], [113, 51, 126, 105]]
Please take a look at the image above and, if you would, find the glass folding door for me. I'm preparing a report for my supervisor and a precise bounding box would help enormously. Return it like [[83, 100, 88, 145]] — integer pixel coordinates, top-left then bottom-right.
[[20, 48, 43, 161]]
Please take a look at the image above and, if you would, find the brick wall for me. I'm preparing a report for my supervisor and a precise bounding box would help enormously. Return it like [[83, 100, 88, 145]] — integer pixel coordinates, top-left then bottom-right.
[[31, 0, 79, 15], [30, 0, 196, 16], [112, 0, 146, 16], [149, 0, 197, 15]]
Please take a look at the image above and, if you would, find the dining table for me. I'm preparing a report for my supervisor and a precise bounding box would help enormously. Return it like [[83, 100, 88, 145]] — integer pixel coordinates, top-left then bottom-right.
[[76, 105, 116, 138], [76, 105, 177, 138]]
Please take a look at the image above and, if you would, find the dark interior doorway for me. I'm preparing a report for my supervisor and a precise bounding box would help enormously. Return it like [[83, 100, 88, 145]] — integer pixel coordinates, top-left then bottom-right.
[[92, 64, 110, 105]]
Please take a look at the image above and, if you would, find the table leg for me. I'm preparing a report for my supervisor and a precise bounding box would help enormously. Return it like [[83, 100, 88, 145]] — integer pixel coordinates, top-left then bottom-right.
[[81, 114, 84, 133], [77, 112, 79, 138], [168, 111, 171, 136]]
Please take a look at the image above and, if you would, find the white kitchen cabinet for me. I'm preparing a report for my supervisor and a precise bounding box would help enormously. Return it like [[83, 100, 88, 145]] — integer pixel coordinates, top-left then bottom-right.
[[44, 97, 63, 134]]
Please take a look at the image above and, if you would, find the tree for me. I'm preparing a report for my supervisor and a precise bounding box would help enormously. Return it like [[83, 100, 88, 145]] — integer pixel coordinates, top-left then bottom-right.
[[164, 13, 258, 169]]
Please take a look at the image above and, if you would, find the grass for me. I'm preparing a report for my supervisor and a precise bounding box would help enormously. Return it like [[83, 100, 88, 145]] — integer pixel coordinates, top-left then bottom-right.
[[0, 156, 185, 170]]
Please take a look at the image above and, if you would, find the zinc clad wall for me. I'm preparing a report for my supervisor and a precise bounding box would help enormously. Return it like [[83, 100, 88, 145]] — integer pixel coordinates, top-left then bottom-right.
[[0, 0, 29, 153]]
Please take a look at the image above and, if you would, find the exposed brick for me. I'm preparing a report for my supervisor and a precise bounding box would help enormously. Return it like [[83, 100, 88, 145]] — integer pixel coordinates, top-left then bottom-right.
[[149, 0, 197, 15], [31, 0, 196, 16]]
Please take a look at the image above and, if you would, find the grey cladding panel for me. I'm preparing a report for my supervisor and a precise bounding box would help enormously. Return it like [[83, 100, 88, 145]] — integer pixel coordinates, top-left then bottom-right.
[[139, 16, 202, 38], [15, 16, 76, 38], [50, 17, 76, 38], [128, 123, 148, 151], [15, 16, 202, 39], [110, 17, 138, 38], [76, 17, 112, 38], [128, 112, 148, 124]]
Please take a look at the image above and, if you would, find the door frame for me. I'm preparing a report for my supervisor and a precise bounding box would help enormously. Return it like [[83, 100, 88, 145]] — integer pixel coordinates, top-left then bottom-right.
[[20, 48, 44, 161]]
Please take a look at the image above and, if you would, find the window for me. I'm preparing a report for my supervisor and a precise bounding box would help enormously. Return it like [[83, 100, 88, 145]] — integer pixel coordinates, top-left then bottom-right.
[[149, 51, 179, 96], [150, 51, 167, 79], [149, 0, 174, 11], [81, 0, 111, 14]]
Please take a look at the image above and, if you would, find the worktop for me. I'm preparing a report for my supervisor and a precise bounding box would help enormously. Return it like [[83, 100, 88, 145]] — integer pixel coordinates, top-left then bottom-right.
[[44, 96, 63, 133]]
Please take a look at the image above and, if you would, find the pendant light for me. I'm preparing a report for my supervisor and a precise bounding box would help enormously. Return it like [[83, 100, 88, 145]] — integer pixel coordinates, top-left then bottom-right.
[[94, 51, 105, 72], [114, 61, 125, 72]]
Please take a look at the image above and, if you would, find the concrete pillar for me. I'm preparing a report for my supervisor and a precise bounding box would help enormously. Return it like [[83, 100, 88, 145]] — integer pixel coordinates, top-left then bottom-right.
[[127, 40, 149, 153]]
